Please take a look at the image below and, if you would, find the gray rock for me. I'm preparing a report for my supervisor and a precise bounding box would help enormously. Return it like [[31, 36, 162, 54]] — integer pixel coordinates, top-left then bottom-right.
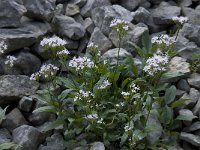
[[182, 142, 196, 150], [13, 125, 44, 150], [176, 89, 185, 99], [33, 43, 52, 60], [192, 97, 200, 116], [52, 15, 85, 40], [0, 18, 51, 53], [178, 0, 192, 7], [0, 128, 12, 144], [18, 96, 34, 112], [0, 75, 39, 106], [150, 2, 181, 25], [179, 109, 196, 125], [188, 73, 200, 90], [22, 0, 56, 21], [120, 0, 141, 11], [188, 5, 200, 25], [80, 0, 111, 17], [66, 4, 80, 16], [0, 0, 26, 28], [83, 18, 95, 34], [140, 0, 151, 8], [109, 23, 148, 53], [73, 14, 85, 25], [102, 48, 132, 65], [90, 142, 105, 150], [91, 5, 133, 36], [1, 108, 28, 131], [148, 0, 163, 5], [177, 79, 190, 92], [180, 132, 200, 147], [184, 121, 200, 132], [89, 27, 113, 54], [132, 7, 151, 24], [78, 35, 89, 53], [69, 0, 87, 8]]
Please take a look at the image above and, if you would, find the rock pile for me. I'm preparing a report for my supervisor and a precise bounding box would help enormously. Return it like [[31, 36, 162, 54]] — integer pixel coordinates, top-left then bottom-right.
[[0, 0, 200, 149]]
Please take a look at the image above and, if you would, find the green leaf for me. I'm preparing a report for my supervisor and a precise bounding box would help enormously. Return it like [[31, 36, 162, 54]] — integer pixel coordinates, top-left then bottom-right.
[[120, 133, 128, 146], [121, 78, 131, 89], [0, 142, 18, 150], [42, 118, 64, 132], [128, 41, 145, 58], [0, 106, 8, 125], [171, 99, 189, 108], [32, 90, 52, 104], [160, 106, 173, 125], [176, 114, 197, 121], [58, 77, 78, 89], [164, 85, 176, 105], [142, 31, 152, 53], [33, 106, 56, 113], [58, 89, 73, 101]]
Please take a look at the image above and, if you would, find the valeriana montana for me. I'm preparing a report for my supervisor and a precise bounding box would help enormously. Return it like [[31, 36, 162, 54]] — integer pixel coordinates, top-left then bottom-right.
[[40, 35, 66, 49], [97, 80, 111, 90], [0, 41, 7, 54], [151, 34, 176, 46], [56, 49, 70, 60], [172, 16, 188, 25], [5, 56, 17, 67]]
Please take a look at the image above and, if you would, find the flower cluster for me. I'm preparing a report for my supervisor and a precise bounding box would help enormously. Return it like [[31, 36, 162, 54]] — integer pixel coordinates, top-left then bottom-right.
[[124, 124, 133, 132], [130, 83, 140, 93], [86, 113, 104, 124], [98, 80, 111, 90], [69, 56, 95, 71], [143, 51, 169, 76], [87, 42, 98, 49], [0, 41, 7, 54], [56, 49, 70, 60], [151, 34, 176, 46], [121, 91, 130, 97], [30, 64, 59, 81], [5, 56, 17, 67], [172, 16, 188, 25], [40, 35, 66, 50], [74, 90, 94, 102]]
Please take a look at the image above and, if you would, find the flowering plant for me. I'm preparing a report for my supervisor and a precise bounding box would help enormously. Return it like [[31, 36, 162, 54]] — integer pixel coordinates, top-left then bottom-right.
[[31, 18, 189, 149]]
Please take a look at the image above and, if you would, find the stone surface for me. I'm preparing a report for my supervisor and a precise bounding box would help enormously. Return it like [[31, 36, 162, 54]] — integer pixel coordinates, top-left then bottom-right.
[[66, 4, 80, 16], [192, 97, 200, 116], [150, 2, 181, 25], [18, 96, 34, 112], [132, 7, 150, 24], [92, 5, 133, 36], [184, 121, 200, 132], [83, 18, 95, 34], [120, 0, 141, 11], [52, 15, 85, 40], [177, 79, 190, 92], [188, 73, 200, 90], [0, 0, 26, 28], [89, 27, 113, 53], [81, 0, 111, 17], [22, 0, 56, 21], [180, 132, 200, 147], [69, 0, 87, 8], [0, 75, 39, 106], [90, 142, 105, 150], [0, 18, 51, 53], [13, 125, 44, 150], [0, 128, 12, 144], [1, 108, 28, 131]]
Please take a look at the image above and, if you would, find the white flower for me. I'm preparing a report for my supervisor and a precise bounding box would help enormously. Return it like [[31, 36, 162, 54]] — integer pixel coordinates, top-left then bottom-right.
[[0, 41, 7, 54], [39, 64, 59, 79], [143, 51, 169, 76], [110, 18, 129, 30], [152, 34, 176, 46], [97, 118, 103, 124], [5, 56, 17, 67], [57, 49, 70, 55], [69, 56, 95, 71], [124, 124, 133, 132], [98, 80, 111, 90], [87, 113, 98, 119], [121, 91, 130, 97], [87, 42, 98, 49], [172, 16, 188, 25], [130, 83, 140, 93], [74, 90, 94, 102], [40, 35, 66, 48], [30, 72, 40, 81]]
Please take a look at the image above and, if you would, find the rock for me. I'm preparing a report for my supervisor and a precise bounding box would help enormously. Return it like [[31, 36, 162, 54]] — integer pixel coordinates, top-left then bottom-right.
[[38, 132, 65, 150], [78, 35, 89, 53], [22, 0, 56, 21], [73, 14, 85, 25], [140, 0, 151, 8], [18, 96, 34, 112], [52, 15, 85, 40], [182, 142, 196, 150], [179, 109, 197, 125], [80, 0, 111, 17], [0, 18, 51, 53], [109, 23, 148, 53], [132, 7, 151, 24], [102, 48, 132, 65], [177, 79, 190, 92], [66, 4, 80, 16], [90, 142, 105, 150], [150, 2, 181, 25], [89, 27, 113, 53], [180, 132, 200, 147], [188, 5, 200, 25], [91, 5, 133, 36], [148, 0, 163, 5], [83, 18, 95, 34], [69, 0, 87, 8], [176, 89, 185, 99], [1, 108, 28, 131], [119, 0, 141, 11], [0, 0, 26, 28], [0, 75, 39, 106], [0, 128, 12, 144], [32, 43, 52, 60], [188, 73, 200, 90], [13, 125, 44, 150], [192, 97, 200, 116], [184, 121, 200, 132], [161, 57, 190, 82], [178, 0, 192, 7]]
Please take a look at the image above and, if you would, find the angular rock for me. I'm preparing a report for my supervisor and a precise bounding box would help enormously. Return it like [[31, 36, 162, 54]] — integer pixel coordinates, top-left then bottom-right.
[[188, 5, 200, 25], [179, 109, 197, 125], [69, 0, 87, 8], [0, 128, 12, 144], [184, 121, 200, 132], [0, 75, 39, 106], [0, 18, 51, 53], [177, 79, 190, 92], [89, 27, 113, 53], [92, 5, 133, 36], [0, 0, 26, 28], [90, 142, 105, 150], [66, 4, 80, 16], [178, 0, 192, 7], [132, 7, 151, 24], [192, 97, 200, 116], [150, 2, 181, 25], [18, 96, 34, 112], [180, 132, 200, 147], [13, 125, 44, 150], [22, 0, 56, 21], [1, 108, 28, 131], [83, 18, 95, 34], [188, 73, 200, 90], [120, 0, 141, 11], [52, 15, 85, 40], [81, 0, 111, 17]]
